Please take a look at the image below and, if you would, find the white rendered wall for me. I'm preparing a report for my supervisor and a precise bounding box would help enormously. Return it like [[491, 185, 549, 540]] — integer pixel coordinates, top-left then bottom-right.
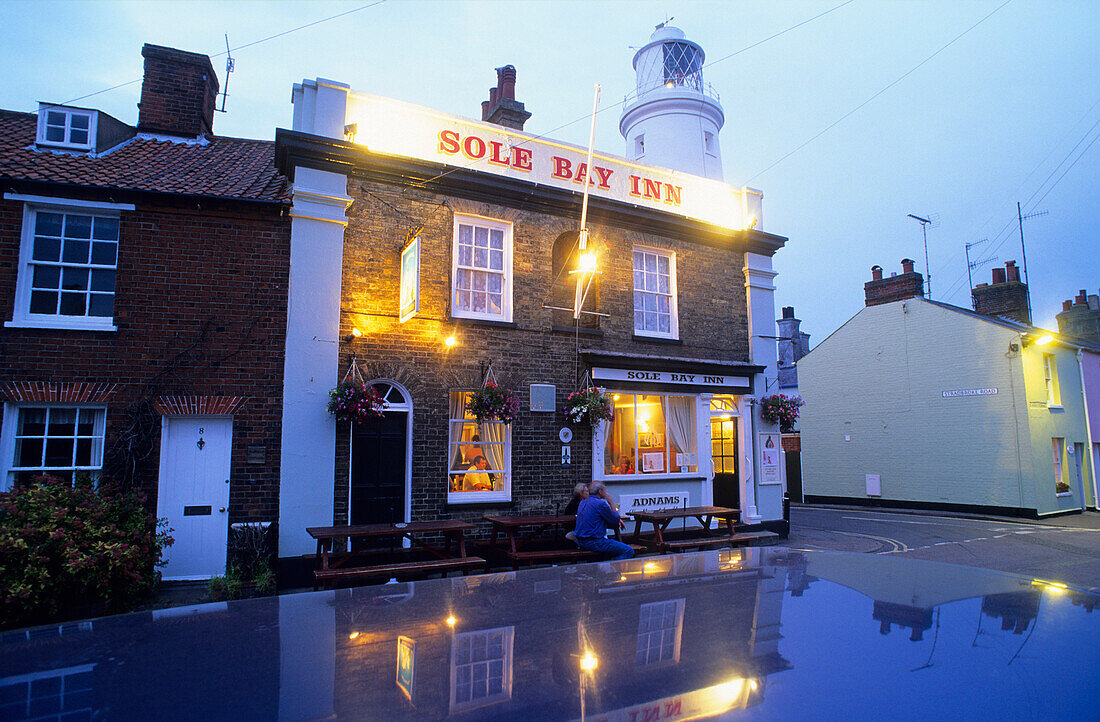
[[278, 80, 352, 558], [620, 94, 724, 180], [799, 300, 1035, 509]]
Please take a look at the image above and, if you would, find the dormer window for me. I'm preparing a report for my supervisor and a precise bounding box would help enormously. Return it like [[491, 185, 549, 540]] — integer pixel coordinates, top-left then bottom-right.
[[37, 104, 97, 151]]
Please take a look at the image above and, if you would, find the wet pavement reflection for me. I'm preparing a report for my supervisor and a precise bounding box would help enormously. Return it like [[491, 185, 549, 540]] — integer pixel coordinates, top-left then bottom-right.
[[1, 548, 1097, 721]]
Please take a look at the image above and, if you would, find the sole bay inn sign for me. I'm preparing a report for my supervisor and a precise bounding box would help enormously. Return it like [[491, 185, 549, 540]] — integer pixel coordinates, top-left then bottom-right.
[[591, 367, 751, 389]]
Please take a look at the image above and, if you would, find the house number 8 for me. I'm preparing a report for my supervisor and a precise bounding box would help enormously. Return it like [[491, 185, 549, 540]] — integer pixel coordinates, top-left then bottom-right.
[[197, 427, 206, 451]]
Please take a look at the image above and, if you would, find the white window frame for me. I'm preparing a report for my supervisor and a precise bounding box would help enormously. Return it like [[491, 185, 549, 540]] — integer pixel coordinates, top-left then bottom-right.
[[36, 104, 98, 151], [449, 626, 514, 712], [1042, 353, 1061, 407], [597, 391, 701, 481], [632, 247, 678, 339], [5, 194, 132, 332], [447, 391, 512, 504], [450, 214, 513, 322], [635, 598, 686, 668], [1, 403, 107, 491]]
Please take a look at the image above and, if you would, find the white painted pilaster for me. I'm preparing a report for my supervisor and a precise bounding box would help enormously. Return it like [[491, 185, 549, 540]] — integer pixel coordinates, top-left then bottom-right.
[[743, 252, 781, 523]]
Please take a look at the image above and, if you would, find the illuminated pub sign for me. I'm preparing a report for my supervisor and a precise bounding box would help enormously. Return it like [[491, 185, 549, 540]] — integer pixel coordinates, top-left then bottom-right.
[[344, 93, 763, 231], [591, 366, 750, 389]]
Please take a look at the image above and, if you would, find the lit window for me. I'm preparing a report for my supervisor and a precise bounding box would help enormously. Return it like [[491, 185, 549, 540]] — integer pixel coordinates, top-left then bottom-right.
[[1042, 354, 1060, 406], [632, 249, 677, 338], [1053, 438, 1069, 494], [636, 599, 685, 668], [2, 406, 106, 489], [451, 215, 512, 322], [0, 664, 95, 720], [6, 196, 130, 331], [447, 391, 511, 503], [450, 627, 513, 711], [603, 394, 697, 476], [662, 41, 702, 90], [36, 105, 97, 150]]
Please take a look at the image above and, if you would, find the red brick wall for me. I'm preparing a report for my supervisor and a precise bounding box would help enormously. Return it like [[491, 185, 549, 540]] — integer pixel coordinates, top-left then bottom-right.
[[0, 195, 290, 522], [137, 45, 219, 137], [332, 179, 751, 528]]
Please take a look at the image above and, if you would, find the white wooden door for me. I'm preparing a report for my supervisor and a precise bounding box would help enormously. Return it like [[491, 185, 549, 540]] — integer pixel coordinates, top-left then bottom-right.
[[157, 416, 232, 580]]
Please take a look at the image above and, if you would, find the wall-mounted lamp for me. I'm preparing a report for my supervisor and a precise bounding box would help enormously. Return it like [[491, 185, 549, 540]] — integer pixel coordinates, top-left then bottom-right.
[[444, 335, 457, 348], [344, 327, 363, 343], [1021, 332, 1055, 348], [579, 650, 598, 672], [1008, 342, 1020, 353]]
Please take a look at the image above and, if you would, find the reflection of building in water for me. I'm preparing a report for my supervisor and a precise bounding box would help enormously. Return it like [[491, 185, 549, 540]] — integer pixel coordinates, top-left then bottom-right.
[[873, 601, 933, 641], [287, 548, 793, 720], [981, 591, 1041, 635]]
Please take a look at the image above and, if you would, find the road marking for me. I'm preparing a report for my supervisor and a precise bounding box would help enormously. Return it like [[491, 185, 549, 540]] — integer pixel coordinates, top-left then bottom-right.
[[826, 530, 910, 553]]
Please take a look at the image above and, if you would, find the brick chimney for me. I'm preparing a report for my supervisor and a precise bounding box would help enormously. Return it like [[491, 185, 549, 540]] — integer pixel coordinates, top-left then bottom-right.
[[971, 260, 1030, 324], [864, 259, 924, 307], [138, 44, 220, 137], [1056, 287, 1100, 344], [481, 65, 531, 131]]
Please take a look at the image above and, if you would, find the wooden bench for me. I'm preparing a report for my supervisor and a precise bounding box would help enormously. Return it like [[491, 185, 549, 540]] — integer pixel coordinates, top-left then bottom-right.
[[313, 556, 486, 589]]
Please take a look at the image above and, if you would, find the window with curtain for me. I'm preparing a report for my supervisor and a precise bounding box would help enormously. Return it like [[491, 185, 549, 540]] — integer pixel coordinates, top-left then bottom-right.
[[448, 391, 511, 502], [602, 393, 697, 476], [5, 406, 106, 488]]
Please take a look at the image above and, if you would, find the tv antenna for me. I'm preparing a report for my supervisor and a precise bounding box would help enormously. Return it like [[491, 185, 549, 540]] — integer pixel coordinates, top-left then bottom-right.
[[907, 213, 939, 297], [964, 238, 996, 293], [217, 34, 235, 113], [1017, 202, 1048, 323]]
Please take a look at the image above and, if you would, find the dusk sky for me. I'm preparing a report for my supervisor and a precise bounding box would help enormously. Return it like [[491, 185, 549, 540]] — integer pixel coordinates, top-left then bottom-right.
[[3, 0, 1096, 343]]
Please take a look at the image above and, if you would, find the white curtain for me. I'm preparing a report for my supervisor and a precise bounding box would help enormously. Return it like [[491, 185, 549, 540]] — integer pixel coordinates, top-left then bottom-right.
[[449, 391, 466, 470], [479, 421, 507, 490], [666, 396, 696, 470]]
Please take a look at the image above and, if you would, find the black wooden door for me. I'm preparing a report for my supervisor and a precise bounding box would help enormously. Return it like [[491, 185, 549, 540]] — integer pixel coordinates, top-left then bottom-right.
[[786, 450, 803, 502], [351, 412, 407, 525], [710, 416, 741, 510]]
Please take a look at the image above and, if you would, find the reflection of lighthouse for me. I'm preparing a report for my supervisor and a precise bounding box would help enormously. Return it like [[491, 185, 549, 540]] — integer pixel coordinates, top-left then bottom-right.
[[619, 23, 725, 180]]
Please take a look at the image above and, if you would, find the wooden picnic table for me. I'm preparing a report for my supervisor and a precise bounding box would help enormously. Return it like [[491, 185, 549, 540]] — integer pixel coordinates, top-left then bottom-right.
[[307, 520, 484, 589], [628, 506, 744, 554], [482, 514, 641, 570]]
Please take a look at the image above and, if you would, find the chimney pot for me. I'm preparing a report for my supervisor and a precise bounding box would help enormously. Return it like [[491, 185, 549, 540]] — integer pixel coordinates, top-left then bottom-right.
[[901, 258, 915, 274], [782, 306, 795, 319], [1005, 260, 1020, 282], [992, 268, 1006, 284], [1063, 300, 1074, 311], [1076, 290, 1088, 305], [871, 265, 883, 281]]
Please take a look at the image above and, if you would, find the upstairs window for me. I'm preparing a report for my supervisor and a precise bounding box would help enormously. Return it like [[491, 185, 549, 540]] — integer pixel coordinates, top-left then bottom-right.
[[1042, 354, 1060, 406], [451, 215, 512, 322], [37, 105, 97, 151], [6, 195, 131, 331], [633, 248, 677, 338]]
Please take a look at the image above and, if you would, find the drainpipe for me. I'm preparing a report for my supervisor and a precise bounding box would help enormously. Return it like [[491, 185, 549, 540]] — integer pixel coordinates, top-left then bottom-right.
[[1077, 349, 1099, 510]]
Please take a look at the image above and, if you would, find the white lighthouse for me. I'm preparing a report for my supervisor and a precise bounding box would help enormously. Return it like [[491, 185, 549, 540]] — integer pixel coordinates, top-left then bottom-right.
[[619, 24, 725, 181]]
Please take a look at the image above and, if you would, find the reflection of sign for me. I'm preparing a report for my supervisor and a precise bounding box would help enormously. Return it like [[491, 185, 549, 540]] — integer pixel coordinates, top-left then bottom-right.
[[942, 388, 998, 398], [399, 237, 420, 323], [642, 452, 665, 473], [621, 493, 688, 514], [592, 367, 750, 389], [570, 677, 752, 722], [760, 433, 781, 484], [396, 636, 416, 700]]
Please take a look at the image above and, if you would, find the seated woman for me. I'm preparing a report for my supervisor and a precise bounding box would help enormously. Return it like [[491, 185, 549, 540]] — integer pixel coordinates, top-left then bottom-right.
[[563, 482, 589, 542], [612, 454, 635, 475]]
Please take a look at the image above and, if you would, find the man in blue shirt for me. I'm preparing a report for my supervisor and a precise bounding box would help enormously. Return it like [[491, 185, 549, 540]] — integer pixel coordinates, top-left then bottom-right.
[[573, 481, 634, 560]]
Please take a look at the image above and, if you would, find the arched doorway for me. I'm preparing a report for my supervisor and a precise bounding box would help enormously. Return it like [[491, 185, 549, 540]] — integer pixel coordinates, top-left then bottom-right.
[[349, 380, 412, 525]]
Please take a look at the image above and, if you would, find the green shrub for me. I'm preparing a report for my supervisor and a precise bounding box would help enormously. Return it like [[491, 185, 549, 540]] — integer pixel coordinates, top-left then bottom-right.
[[0, 474, 173, 629]]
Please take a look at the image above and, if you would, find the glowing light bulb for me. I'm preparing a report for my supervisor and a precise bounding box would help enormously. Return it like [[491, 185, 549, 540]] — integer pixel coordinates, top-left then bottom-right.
[[1034, 333, 1054, 346], [578, 252, 598, 273], [580, 651, 598, 671], [446, 615, 457, 626], [444, 336, 457, 347], [348, 631, 360, 640], [350, 328, 362, 338]]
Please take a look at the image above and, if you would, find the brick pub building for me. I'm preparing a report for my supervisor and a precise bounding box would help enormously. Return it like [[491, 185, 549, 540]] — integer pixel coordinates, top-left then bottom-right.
[[0, 45, 290, 579], [275, 26, 791, 581]]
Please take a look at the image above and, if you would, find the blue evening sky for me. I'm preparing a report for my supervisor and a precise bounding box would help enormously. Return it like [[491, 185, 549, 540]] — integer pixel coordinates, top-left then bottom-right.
[[2, 0, 1096, 341]]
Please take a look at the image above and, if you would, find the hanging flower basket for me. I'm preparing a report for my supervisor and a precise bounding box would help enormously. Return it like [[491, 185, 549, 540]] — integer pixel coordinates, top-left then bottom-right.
[[466, 382, 521, 424], [565, 387, 613, 427], [327, 380, 387, 424], [759, 394, 804, 433]]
